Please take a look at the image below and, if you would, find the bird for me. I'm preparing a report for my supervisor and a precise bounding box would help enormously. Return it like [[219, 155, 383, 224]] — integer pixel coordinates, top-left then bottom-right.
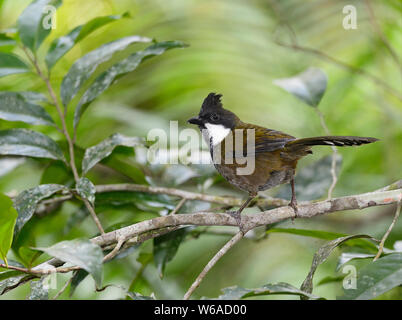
[[188, 93, 378, 230]]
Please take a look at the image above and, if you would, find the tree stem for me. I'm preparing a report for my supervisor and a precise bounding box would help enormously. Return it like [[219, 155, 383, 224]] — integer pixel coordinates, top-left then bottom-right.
[[183, 231, 244, 300], [22, 46, 105, 234]]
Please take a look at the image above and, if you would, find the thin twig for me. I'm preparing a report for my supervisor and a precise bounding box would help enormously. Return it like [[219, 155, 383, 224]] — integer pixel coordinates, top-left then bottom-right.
[[0, 263, 79, 276], [103, 238, 125, 262], [183, 231, 244, 300], [268, 1, 402, 103], [39, 194, 74, 206], [275, 39, 402, 101], [364, 0, 402, 81], [170, 198, 186, 215], [373, 201, 402, 261], [316, 109, 338, 199], [0, 264, 39, 275], [83, 200, 104, 235], [52, 276, 73, 300]]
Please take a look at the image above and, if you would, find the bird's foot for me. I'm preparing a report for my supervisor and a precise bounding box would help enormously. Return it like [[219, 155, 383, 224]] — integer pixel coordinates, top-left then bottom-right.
[[288, 199, 299, 222], [227, 210, 245, 233]]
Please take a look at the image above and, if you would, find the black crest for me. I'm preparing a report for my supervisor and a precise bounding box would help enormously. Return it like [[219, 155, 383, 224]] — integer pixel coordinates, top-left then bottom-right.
[[201, 93, 222, 112]]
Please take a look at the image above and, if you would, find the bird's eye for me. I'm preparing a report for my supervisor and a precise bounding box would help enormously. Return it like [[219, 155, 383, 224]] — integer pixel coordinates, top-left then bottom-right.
[[210, 113, 220, 121]]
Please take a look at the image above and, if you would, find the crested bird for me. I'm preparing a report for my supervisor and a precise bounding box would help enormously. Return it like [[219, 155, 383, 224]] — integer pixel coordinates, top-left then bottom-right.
[[188, 93, 378, 231]]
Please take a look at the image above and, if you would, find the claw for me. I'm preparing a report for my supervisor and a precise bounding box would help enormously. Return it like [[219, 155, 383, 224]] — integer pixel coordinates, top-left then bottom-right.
[[225, 195, 255, 233], [289, 199, 298, 222], [228, 210, 245, 233], [289, 177, 298, 222]]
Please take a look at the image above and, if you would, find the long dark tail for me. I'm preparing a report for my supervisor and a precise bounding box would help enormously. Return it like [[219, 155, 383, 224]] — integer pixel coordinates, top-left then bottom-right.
[[286, 136, 378, 148]]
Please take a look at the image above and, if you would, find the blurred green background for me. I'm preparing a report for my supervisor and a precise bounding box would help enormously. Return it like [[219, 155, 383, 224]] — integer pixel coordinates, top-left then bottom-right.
[[0, 0, 401, 299]]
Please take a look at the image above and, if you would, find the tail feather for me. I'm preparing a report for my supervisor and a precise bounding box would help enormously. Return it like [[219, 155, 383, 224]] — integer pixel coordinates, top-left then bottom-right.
[[286, 136, 378, 148]]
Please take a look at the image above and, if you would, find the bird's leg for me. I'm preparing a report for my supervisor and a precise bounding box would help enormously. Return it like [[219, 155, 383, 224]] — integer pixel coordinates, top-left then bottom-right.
[[289, 177, 298, 221], [228, 195, 255, 232]]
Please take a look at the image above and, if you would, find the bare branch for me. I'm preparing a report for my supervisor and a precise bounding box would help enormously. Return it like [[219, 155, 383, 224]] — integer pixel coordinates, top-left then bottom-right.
[[170, 198, 186, 215], [374, 201, 401, 261], [0, 263, 79, 276], [83, 200, 105, 235], [103, 237, 125, 262], [315, 109, 338, 199], [91, 188, 402, 248], [183, 231, 244, 300], [4, 184, 401, 294], [94, 183, 288, 207], [52, 276, 73, 300]]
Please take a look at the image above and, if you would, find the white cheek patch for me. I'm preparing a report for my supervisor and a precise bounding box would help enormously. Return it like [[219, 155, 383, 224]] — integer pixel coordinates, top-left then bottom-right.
[[204, 123, 231, 146]]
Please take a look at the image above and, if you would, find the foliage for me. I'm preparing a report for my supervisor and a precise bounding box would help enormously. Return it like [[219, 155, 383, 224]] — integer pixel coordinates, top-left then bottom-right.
[[0, 0, 400, 300], [0, 193, 17, 265], [213, 282, 322, 300]]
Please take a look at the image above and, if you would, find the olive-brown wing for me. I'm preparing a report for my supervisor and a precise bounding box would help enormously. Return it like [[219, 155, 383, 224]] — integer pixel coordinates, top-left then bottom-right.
[[232, 122, 295, 157]]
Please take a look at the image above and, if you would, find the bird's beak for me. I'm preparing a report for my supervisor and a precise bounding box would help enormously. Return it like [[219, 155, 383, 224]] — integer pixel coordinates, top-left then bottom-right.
[[187, 116, 203, 126]]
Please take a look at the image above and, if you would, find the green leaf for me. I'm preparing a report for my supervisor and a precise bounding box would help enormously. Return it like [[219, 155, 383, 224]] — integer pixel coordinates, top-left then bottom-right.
[[215, 282, 322, 300], [73, 40, 187, 128], [276, 154, 342, 201], [18, 246, 42, 268], [13, 184, 66, 235], [64, 206, 89, 235], [273, 67, 327, 107], [17, 91, 49, 103], [40, 161, 73, 185], [0, 92, 55, 126], [95, 191, 174, 214], [0, 34, 16, 51], [0, 129, 65, 161], [336, 252, 375, 271], [17, 0, 62, 51], [0, 52, 29, 78], [0, 34, 15, 46], [341, 253, 402, 300], [266, 228, 378, 252], [316, 275, 346, 286], [101, 153, 147, 185], [0, 274, 30, 295], [300, 234, 378, 297], [45, 12, 130, 69], [60, 35, 151, 106], [95, 191, 172, 206], [0, 270, 24, 282], [126, 292, 155, 300], [76, 177, 95, 205], [69, 269, 88, 297], [128, 251, 152, 294], [0, 259, 24, 272], [153, 228, 187, 278], [82, 133, 144, 174], [0, 193, 18, 265], [36, 239, 103, 288]]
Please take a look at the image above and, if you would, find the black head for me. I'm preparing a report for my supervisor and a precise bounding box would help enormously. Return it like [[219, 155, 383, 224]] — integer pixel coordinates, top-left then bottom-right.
[[187, 93, 238, 129]]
